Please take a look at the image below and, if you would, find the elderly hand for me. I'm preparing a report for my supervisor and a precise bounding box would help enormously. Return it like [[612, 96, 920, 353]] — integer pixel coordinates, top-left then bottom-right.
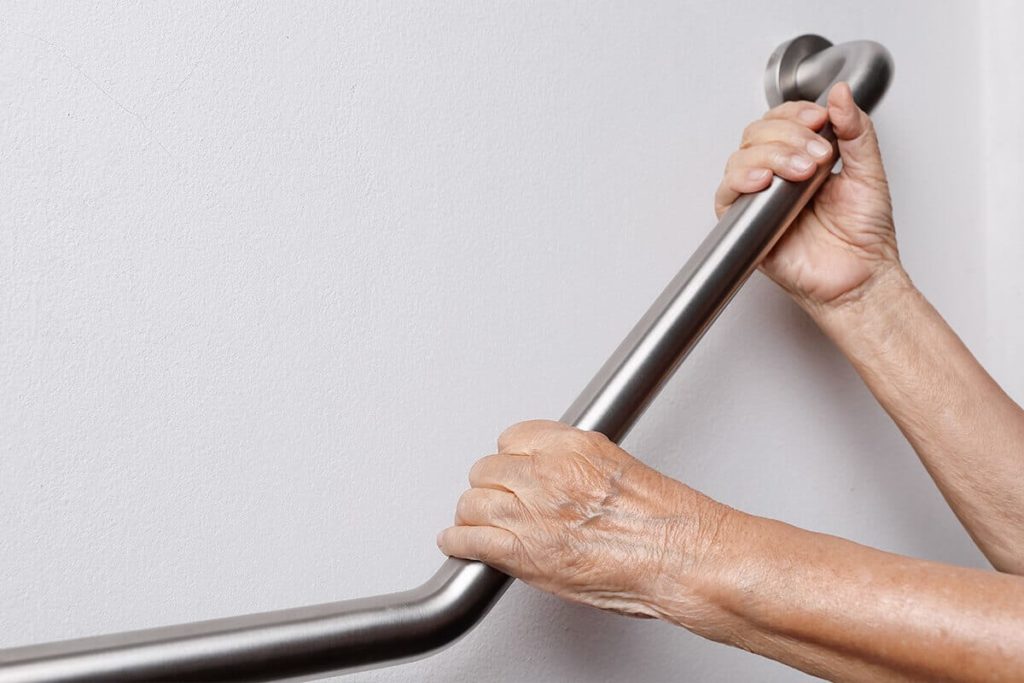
[[716, 81, 899, 309], [437, 420, 728, 620]]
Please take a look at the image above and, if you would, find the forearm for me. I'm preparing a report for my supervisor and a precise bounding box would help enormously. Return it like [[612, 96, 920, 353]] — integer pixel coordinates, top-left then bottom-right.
[[801, 266, 1024, 572], [653, 507, 1024, 681]]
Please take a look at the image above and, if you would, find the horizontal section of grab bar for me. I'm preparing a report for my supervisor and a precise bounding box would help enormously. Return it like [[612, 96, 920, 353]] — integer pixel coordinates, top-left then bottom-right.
[[0, 34, 893, 683], [1, 559, 508, 682]]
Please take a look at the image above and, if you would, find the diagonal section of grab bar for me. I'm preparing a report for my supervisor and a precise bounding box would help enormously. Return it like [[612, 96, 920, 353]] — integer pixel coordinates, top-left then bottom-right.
[[0, 35, 893, 683]]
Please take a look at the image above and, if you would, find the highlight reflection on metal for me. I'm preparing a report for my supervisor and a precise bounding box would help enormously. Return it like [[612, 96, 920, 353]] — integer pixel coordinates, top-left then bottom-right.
[[0, 35, 893, 683]]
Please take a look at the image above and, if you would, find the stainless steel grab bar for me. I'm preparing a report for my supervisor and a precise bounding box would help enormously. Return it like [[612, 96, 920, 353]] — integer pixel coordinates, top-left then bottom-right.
[[0, 35, 893, 683]]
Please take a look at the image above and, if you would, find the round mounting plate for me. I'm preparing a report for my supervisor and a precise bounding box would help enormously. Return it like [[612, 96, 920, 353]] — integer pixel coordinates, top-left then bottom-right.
[[764, 34, 833, 107]]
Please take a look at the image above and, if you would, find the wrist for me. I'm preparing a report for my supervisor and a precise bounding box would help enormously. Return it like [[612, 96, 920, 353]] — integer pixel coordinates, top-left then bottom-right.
[[646, 505, 808, 650], [799, 262, 917, 341], [637, 487, 747, 637]]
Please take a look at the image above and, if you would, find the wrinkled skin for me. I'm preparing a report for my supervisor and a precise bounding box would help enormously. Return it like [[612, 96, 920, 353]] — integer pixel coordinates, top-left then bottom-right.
[[438, 420, 723, 619]]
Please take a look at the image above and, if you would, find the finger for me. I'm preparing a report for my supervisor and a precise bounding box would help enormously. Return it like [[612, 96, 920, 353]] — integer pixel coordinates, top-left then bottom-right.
[[496, 419, 569, 454], [741, 118, 833, 156], [436, 525, 521, 571], [468, 453, 530, 491], [714, 167, 772, 218], [716, 139, 834, 218], [762, 100, 828, 129], [727, 142, 829, 183], [826, 81, 886, 181], [455, 487, 521, 526]]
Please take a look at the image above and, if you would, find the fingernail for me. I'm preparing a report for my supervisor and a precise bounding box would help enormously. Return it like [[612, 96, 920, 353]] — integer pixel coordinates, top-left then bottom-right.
[[747, 168, 770, 182], [436, 531, 445, 547], [806, 139, 831, 158], [798, 108, 822, 124], [789, 155, 814, 172]]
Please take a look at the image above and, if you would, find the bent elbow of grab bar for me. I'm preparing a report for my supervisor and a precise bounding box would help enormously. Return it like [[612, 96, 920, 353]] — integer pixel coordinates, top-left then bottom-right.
[[0, 559, 508, 682], [327, 558, 513, 673], [0, 34, 893, 683]]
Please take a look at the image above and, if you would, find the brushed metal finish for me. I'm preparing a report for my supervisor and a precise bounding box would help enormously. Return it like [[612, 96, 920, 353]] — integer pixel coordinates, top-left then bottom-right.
[[1, 559, 507, 682], [764, 34, 834, 107], [0, 36, 893, 683]]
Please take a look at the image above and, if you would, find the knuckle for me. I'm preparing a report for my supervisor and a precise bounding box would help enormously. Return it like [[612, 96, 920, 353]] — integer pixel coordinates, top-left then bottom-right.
[[768, 147, 788, 168], [766, 101, 795, 119], [564, 428, 595, 452], [497, 421, 525, 448], [792, 129, 816, 147], [769, 100, 816, 122], [530, 419, 568, 435], [581, 428, 611, 448], [456, 490, 475, 520], [792, 100, 817, 115], [468, 456, 490, 484], [739, 121, 760, 147], [726, 149, 752, 174], [499, 419, 561, 452]]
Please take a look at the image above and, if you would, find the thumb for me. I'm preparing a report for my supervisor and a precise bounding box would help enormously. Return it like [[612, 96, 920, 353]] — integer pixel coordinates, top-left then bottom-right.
[[827, 81, 886, 181]]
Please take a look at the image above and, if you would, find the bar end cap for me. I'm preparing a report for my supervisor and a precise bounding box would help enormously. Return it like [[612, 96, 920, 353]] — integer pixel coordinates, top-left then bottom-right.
[[764, 34, 833, 107]]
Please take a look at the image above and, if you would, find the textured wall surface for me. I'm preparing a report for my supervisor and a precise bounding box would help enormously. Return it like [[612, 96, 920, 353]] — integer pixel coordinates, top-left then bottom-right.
[[0, 2, 1004, 680]]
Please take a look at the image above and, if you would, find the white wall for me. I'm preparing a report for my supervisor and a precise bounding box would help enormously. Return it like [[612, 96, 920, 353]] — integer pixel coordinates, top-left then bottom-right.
[[0, 2, 1002, 680], [980, 0, 1024, 405]]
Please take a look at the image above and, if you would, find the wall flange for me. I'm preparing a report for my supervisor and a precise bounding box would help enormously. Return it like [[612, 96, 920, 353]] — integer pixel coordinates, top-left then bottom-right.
[[764, 34, 833, 106]]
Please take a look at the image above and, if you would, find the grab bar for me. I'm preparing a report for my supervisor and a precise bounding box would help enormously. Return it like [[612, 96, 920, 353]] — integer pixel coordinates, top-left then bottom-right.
[[0, 35, 893, 683]]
